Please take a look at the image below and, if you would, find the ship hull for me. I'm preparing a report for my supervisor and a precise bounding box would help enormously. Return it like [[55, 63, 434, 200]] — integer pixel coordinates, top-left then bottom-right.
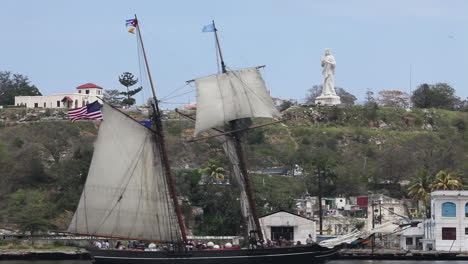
[[90, 244, 337, 264]]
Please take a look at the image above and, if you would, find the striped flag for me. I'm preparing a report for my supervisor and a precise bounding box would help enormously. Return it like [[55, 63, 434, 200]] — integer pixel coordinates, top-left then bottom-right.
[[126, 19, 137, 27], [68, 101, 103, 122]]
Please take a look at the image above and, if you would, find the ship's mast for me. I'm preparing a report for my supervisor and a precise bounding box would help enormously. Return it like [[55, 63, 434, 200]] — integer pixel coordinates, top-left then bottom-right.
[[212, 21, 264, 242], [134, 15, 187, 243]]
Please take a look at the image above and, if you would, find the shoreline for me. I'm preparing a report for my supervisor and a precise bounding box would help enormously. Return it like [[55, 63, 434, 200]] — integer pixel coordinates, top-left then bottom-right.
[[2, 248, 468, 261], [0, 249, 92, 261], [335, 249, 468, 260]]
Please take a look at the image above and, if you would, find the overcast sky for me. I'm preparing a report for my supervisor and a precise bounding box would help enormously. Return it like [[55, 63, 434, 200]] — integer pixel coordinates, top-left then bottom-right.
[[2, 0, 467, 108]]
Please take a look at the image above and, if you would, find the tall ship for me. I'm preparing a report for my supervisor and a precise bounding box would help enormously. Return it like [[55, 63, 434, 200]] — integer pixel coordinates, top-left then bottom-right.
[[67, 16, 338, 264]]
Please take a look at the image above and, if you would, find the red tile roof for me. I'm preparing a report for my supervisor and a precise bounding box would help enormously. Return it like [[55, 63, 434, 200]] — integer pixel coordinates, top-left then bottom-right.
[[77, 83, 103, 89], [61, 96, 73, 102]]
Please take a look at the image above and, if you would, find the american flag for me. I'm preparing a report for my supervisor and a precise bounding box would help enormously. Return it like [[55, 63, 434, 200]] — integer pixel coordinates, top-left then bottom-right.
[[67, 101, 103, 122]]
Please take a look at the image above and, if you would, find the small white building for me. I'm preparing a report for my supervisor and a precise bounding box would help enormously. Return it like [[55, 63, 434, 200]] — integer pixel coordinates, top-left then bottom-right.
[[260, 210, 316, 244], [423, 190, 468, 251], [15, 83, 103, 109], [400, 221, 425, 250]]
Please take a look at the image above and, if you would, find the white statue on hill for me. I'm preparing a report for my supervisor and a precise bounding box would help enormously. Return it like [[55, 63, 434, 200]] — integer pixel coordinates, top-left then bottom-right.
[[315, 48, 341, 106]]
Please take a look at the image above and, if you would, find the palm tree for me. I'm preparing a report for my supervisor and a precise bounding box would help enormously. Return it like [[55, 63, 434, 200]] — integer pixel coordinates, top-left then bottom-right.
[[200, 159, 225, 183], [407, 170, 432, 218], [430, 170, 463, 191]]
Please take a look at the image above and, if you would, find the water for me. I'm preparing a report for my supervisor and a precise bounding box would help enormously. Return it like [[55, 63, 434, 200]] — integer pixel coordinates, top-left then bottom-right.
[[1, 261, 465, 264], [0, 262, 92, 264], [328, 261, 468, 264]]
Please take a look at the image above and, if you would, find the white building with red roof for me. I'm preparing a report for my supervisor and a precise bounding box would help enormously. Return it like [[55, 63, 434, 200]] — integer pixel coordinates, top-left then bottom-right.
[[15, 83, 104, 109]]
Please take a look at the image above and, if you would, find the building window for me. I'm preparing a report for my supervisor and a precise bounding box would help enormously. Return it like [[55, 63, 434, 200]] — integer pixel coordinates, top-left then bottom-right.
[[406, 237, 413, 245], [442, 202, 456, 217], [78, 90, 81, 93], [465, 203, 468, 217], [43, 102, 46, 107], [271, 226, 294, 242], [465, 228, 468, 235], [34, 103, 38, 108], [57, 101, 60, 107], [442, 228, 456, 240], [86, 90, 90, 94]]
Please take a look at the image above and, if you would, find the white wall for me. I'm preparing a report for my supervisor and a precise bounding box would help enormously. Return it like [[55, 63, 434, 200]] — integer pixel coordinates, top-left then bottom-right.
[[260, 211, 316, 244], [15, 93, 101, 109], [431, 191, 468, 251]]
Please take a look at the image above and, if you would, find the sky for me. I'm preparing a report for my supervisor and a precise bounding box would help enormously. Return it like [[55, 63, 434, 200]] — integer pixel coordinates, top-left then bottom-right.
[[2, 0, 468, 108]]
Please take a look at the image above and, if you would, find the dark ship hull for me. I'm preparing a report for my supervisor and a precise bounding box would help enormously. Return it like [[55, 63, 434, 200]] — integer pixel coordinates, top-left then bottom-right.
[[90, 244, 337, 264]]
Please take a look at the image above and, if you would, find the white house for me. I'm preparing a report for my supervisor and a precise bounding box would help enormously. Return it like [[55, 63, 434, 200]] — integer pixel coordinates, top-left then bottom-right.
[[423, 190, 468, 251], [259, 210, 316, 244], [15, 83, 103, 109], [400, 220, 425, 250]]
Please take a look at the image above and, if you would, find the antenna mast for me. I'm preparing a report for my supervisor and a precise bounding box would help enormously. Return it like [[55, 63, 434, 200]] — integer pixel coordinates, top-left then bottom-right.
[[134, 15, 187, 243], [211, 22, 264, 241], [213, 21, 227, 73]]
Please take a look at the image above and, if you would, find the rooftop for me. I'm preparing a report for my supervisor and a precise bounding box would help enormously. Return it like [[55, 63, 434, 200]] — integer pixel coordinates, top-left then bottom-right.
[[76, 83, 103, 89]]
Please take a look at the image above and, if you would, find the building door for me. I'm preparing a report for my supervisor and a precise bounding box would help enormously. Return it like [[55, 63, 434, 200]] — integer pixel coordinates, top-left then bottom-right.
[[271, 226, 294, 241]]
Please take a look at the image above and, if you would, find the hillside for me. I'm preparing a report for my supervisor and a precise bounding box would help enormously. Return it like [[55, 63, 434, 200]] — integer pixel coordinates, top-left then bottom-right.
[[0, 105, 467, 234]]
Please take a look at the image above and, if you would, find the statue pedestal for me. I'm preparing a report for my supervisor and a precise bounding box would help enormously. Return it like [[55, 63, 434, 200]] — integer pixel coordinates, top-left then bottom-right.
[[315, 94, 341, 106]]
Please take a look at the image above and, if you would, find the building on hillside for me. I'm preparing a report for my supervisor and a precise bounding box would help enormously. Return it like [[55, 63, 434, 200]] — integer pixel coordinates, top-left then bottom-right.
[[322, 215, 366, 235], [259, 210, 316, 245], [420, 190, 468, 251], [296, 195, 317, 218], [15, 83, 104, 109], [366, 194, 408, 232]]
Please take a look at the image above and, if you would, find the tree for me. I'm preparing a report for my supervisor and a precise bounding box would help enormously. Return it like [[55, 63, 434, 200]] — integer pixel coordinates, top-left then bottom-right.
[[200, 159, 225, 182], [365, 88, 375, 103], [377, 90, 410, 108], [407, 170, 432, 217], [336, 88, 357, 106], [103, 89, 123, 107], [430, 170, 463, 191], [118, 72, 143, 107], [305, 85, 356, 105], [0, 71, 41, 106], [279, 100, 294, 112], [363, 89, 378, 124], [412, 83, 460, 110]]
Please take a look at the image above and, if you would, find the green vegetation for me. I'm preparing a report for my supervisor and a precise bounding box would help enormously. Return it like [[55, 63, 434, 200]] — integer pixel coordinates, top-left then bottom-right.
[[0, 105, 467, 236], [118, 72, 143, 107], [0, 71, 41, 106]]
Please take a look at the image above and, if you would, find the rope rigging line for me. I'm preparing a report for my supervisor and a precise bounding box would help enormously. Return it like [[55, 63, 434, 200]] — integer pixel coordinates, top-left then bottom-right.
[[136, 32, 149, 104], [159, 83, 192, 102], [160, 89, 196, 102], [159, 101, 192, 105]]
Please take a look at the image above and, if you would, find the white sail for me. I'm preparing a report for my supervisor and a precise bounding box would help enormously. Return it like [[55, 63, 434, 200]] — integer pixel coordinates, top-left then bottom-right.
[[68, 104, 181, 242], [221, 137, 256, 233], [194, 67, 281, 136]]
